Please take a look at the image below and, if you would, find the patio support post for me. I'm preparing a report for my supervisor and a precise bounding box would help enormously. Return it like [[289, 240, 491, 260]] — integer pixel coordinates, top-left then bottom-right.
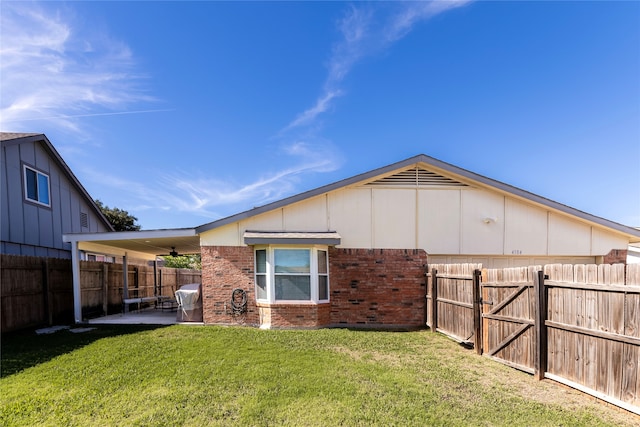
[[71, 240, 83, 324], [123, 253, 129, 312]]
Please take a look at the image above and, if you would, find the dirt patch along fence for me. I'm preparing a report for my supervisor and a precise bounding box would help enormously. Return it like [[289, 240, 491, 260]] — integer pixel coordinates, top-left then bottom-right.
[[426, 263, 640, 415], [1, 254, 202, 333]]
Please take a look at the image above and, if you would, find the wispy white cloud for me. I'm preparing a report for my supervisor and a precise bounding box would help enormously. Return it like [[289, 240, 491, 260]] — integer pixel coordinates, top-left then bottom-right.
[[227, 1, 472, 225], [263, 1, 472, 219], [1, 1, 472, 227], [0, 2, 154, 134], [283, 1, 473, 133], [282, 90, 343, 132], [80, 139, 343, 224], [385, 0, 473, 43], [163, 141, 343, 213]]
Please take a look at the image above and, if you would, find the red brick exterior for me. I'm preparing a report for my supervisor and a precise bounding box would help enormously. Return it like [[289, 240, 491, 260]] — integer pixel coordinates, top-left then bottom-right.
[[201, 246, 259, 326], [257, 302, 331, 329], [328, 248, 428, 329], [201, 246, 428, 329], [602, 249, 628, 264]]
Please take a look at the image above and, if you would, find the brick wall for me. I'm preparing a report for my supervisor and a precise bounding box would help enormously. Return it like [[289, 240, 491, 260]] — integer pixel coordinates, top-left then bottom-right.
[[602, 249, 628, 264], [328, 248, 428, 329], [258, 302, 331, 329], [201, 246, 259, 326], [201, 246, 428, 329]]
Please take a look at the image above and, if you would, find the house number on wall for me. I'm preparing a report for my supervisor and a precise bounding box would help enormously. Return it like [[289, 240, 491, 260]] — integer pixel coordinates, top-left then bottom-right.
[[511, 250, 522, 255]]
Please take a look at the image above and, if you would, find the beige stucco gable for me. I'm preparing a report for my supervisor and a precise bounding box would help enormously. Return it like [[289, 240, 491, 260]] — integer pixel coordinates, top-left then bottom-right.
[[199, 159, 635, 262]]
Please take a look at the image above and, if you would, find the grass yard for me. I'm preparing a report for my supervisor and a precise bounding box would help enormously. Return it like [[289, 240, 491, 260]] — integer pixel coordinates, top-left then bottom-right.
[[1, 325, 637, 426]]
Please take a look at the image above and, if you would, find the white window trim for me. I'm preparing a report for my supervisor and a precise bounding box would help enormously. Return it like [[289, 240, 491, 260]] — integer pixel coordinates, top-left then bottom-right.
[[23, 164, 51, 207], [83, 252, 115, 263], [255, 245, 330, 304]]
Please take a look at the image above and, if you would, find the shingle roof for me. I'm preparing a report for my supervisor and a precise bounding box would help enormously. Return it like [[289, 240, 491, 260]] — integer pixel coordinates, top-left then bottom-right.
[[0, 132, 42, 142]]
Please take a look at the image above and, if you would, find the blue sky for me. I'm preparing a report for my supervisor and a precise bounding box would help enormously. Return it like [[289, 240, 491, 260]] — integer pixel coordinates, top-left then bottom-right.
[[2, 1, 639, 230]]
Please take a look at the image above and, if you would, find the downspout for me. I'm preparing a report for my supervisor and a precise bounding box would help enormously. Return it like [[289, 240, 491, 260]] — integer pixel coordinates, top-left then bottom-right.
[[71, 240, 83, 324]]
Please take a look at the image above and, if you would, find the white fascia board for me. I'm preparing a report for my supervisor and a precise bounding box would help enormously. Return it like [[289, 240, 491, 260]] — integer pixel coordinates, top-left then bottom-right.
[[63, 228, 197, 243]]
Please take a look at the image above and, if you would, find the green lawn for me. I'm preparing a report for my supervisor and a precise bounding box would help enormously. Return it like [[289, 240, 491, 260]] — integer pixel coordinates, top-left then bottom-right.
[[1, 325, 636, 426]]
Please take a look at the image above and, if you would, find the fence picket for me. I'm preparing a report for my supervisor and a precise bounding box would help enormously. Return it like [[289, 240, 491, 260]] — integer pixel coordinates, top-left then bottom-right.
[[1, 254, 201, 332], [432, 262, 640, 415]]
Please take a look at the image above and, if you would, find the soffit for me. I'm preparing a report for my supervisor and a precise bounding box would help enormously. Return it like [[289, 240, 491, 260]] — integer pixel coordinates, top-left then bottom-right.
[[65, 230, 201, 256]]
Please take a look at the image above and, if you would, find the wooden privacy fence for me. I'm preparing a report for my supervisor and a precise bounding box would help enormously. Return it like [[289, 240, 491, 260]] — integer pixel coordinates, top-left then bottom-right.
[[426, 263, 640, 415], [1, 254, 201, 333], [482, 266, 540, 373], [426, 264, 482, 352]]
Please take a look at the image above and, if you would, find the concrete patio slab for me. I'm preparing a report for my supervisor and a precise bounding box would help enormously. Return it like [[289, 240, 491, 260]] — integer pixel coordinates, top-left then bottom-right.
[[86, 308, 201, 325]]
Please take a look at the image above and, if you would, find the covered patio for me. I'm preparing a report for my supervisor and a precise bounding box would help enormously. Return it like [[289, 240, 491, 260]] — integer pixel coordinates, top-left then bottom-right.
[[86, 307, 202, 325], [62, 228, 202, 325]]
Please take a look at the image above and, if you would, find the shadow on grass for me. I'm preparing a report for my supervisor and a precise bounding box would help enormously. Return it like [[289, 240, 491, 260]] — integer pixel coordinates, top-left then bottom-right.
[[1, 324, 168, 378]]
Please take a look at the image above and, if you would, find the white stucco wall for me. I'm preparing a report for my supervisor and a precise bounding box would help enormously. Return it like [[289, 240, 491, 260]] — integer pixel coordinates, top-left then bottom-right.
[[199, 183, 630, 261]]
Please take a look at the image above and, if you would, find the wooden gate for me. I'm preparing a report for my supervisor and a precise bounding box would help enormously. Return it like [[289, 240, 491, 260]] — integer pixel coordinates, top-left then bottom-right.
[[481, 266, 540, 373], [426, 264, 482, 353]]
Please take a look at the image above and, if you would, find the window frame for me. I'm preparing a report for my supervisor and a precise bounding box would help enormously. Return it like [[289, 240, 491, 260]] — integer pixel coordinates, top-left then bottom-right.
[[23, 164, 51, 207], [254, 245, 330, 304]]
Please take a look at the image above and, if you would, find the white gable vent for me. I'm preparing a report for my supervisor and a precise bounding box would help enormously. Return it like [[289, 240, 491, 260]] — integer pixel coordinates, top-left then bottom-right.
[[365, 167, 468, 188]]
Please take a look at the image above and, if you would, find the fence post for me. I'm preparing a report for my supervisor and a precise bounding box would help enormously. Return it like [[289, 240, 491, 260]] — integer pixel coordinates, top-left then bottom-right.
[[472, 269, 482, 355], [534, 270, 548, 380], [429, 268, 438, 331], [102, 263, 109, 316], [42, 259, 52, 325]]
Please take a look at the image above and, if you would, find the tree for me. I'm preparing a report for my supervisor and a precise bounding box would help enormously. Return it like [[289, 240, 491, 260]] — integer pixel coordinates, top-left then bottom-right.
[[162, 254, 201, 270], [95, 200, 141, 231]]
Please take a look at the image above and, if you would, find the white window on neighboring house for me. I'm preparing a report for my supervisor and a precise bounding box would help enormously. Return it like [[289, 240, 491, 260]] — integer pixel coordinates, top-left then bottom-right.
[[255, 246, 329, 303], [85, 253, 115, 263], [24, 165, 50, 207]]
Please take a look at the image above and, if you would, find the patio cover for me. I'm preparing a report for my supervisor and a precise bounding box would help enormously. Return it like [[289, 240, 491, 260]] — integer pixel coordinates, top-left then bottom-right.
[[63, 228, 201, 323]]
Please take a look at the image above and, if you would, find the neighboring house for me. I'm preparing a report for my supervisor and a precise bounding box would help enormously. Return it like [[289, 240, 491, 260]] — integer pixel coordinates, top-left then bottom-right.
[[64, 154, 640, 329], [1, 133, 114, 258]]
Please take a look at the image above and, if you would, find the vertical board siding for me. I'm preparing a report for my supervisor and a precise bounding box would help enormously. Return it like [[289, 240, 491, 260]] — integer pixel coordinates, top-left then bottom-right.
[[1, 139, 112, 258]]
